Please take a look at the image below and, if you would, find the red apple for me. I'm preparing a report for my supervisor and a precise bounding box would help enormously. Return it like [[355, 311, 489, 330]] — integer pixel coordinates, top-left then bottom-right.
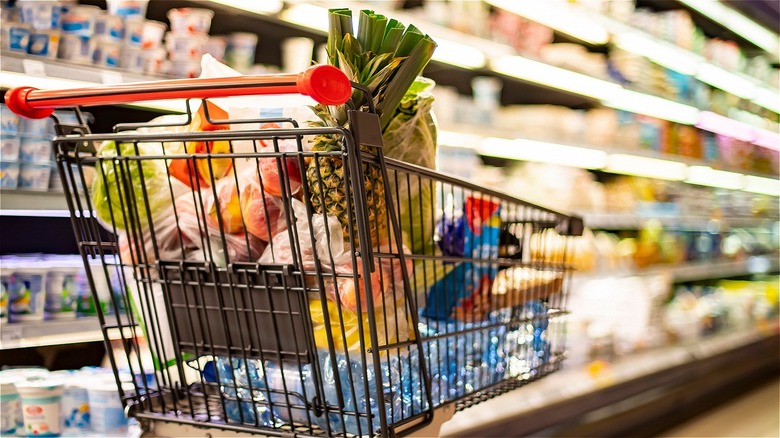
[[240, 181, 285, 241]]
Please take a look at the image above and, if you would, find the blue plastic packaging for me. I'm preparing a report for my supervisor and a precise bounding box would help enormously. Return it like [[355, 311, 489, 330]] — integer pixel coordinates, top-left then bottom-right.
[[423, 197, 501, 322], [215, 352, 407, 436]]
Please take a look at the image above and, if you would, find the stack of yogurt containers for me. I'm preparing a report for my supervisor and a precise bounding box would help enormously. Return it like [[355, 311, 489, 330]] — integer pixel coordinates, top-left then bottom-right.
[[0, 367, 133, 437], [0, 105, 22, 189], [0, 254, 120, 325], [0, 105, 58, 192], [164, 8, 214, 78]]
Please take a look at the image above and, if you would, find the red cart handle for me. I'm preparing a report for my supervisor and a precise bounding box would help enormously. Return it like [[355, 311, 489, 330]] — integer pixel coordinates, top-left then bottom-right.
[[5, 64, 351, 119]]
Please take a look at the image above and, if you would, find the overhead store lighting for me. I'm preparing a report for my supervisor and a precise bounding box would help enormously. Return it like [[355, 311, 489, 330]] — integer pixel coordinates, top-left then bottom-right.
[[615, 32, 700, 76], [753, 128, 780, 151], [678, 0, 780, 55], [697, 64, 757, 100], [607, 154, 688, 181], [484, 0, 609, 45], [696, 111, 755, 142], [603, 89, 700, 125], [280, 3, 329, 32], [686, 166, 744, 190], [743, 175, 780, 196], [491, 55, 621, 100], [432, 38, 486, 69], [478, 137, 609, 169], [208, 0, 283, 14], [438, 130, 484, 149]]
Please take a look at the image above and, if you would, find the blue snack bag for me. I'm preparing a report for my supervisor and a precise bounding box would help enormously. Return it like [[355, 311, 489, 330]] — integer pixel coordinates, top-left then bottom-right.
[[423, 197, 501, 322]]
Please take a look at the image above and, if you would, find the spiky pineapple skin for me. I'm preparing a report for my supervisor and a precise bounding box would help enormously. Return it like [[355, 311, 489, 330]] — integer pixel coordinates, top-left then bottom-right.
[[307, 130, 387, 249]]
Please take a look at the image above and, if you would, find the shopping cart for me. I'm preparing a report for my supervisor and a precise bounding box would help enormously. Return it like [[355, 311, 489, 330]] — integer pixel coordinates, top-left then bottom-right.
[[6, 66, 583, 437]]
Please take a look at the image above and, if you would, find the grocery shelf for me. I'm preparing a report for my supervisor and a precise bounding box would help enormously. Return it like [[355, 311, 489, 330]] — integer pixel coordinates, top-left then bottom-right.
[[0, 51, 187, 114], [439, 323, 780, 437], [0, 190, 76, 216], [484, 0, 779, 114], [0, 316, 129, 350], [580, 211, 779, 230], [578, 255, 780, 284], [196, 0, 777, 135]]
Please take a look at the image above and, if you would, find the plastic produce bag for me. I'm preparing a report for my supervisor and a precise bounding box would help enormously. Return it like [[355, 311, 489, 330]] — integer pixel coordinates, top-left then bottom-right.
[[382, 78, 438, 257], [308, 297, 411, 355], [119, 189, 265, 267]]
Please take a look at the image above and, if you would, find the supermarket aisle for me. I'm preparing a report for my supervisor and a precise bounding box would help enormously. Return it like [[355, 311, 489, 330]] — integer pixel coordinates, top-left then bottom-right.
[[658, 376, 780, 437]]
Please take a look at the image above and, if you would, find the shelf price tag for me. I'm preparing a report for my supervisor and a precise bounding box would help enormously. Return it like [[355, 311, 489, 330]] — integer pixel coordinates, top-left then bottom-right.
[[101, 71, 123, 85], [0, 325, 23, 346], [22, 59, 47, 78]]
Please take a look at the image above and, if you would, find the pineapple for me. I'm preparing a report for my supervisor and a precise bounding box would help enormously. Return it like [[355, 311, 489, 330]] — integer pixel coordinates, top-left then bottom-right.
[[307, 106, 387, 249], [306, 9, 436, 249]]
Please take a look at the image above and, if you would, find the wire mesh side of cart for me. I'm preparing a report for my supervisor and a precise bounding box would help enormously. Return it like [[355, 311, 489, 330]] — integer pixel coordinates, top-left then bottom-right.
[[381, 159, 583, 412], [52, 108, 434, 438]]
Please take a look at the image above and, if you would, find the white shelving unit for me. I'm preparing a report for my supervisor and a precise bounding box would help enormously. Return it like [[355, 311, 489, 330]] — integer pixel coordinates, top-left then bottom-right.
[[579, 254, 780, 283], [580, 211, 778, 230], [0, 317, 127, 350]]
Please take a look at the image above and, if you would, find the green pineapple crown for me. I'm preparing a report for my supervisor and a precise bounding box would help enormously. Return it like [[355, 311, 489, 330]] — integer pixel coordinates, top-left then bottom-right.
[[312, 8, 437, 132]]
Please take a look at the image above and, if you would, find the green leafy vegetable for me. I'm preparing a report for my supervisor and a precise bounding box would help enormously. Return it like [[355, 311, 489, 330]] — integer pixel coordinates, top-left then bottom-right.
[[92, 140, 171, 231]]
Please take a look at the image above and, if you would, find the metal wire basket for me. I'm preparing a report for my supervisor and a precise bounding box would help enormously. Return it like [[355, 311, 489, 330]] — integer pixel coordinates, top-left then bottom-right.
[[6, 66, 582, 437]]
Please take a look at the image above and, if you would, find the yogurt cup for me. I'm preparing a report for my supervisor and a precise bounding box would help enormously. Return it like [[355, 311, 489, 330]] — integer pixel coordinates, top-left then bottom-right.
[[124, 15, 144, 47], [169, 60, 201, 78], [60, 5, 101, 36], [7, 267, 46, 322], [27, 29, 60, 59], [16, 380, 64, 437], [53, 372, 90, 431], [19, 117, 54, 137], [94, 13, 124, 41], [17, 0, 62, 30], [120, 46, 145, 73], [57, 33, 94, 64], [92, 36, 122, 68], [18, 162, 53, 191], [140, 19, 166, 49], [167, 8, 214, 34], [75, 259, 112, 316], [1, 105, 21, 134], [0, 161, 20, 189], [44, 268, 78, 319], [19, 136, 53, 162], [0, 368, 50, 381], [143, 47, 167, 75], [0, 380, 22, 435], [204, 35, 227, 61], [106, 0, 149, 18], [225, 32, 258, 72], [1, 22, 32, 53], [165, 32, 207, 61], [1, 136, 21, 162], [86, 382, 129, 435]]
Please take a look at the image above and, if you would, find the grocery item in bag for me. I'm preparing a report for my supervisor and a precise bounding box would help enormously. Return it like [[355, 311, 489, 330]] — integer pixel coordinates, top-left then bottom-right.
[[422, 197, 501, 321]]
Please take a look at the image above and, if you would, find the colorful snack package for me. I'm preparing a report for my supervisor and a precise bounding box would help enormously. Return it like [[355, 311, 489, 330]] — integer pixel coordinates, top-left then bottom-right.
[[422, 197, 501, 322]]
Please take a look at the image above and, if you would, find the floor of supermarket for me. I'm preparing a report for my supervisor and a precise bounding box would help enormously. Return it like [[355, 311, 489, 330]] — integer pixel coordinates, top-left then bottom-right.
[[658, 376, 780, 438]]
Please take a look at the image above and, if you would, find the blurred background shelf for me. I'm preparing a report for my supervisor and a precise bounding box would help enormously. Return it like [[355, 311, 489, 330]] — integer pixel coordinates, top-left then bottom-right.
[[0, 190, 74, 215], [0, 316, 129, 350], [580, 254, 780, 283], [440, 322, 780, 437], [580, 211, 779, 230]]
